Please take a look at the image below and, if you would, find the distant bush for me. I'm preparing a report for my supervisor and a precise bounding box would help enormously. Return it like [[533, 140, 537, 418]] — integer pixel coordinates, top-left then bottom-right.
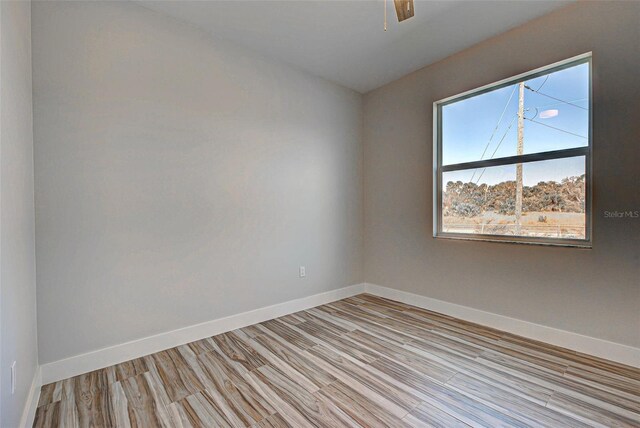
[[444, 175, 585, 217], [451, 201, 481, 217]]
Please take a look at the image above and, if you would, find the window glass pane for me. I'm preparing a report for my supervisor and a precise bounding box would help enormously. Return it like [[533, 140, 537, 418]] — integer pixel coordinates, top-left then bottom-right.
[[442, 62, 589, 166], [442, 156, 586, 239]]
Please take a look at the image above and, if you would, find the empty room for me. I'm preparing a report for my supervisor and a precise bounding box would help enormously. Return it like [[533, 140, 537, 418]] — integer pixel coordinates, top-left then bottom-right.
[[1, 0, 639, 427]]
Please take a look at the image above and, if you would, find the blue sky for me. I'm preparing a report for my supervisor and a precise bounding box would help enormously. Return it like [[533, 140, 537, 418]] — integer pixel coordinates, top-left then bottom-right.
[[442, 62, 589, 186]]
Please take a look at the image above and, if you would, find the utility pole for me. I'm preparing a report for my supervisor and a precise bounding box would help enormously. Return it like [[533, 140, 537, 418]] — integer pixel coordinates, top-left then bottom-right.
[[515, 82, 525, 235]]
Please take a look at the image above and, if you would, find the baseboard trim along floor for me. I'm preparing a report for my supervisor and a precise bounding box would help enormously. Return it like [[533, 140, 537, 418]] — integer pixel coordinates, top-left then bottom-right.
[[39, 282, 640, 387], [26, 281, 640, 427], [19, 367, 41, 428], [365, 283, 640, 369], [32, 293, 640, 427], [39, 283, 365, 385]]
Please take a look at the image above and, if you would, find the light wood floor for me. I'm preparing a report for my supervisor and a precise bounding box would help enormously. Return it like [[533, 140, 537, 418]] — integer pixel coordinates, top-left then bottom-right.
[[34, 294, 640, 427]]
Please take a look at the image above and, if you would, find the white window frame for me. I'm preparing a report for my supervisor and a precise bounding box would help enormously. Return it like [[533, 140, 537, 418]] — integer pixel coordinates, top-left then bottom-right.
[[433, 53, 592, 248]]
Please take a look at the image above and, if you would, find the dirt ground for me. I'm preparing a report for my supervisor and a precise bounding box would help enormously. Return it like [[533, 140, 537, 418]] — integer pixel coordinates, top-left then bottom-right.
[[443, 211, 584, 226], [442, 211, 585, 238]]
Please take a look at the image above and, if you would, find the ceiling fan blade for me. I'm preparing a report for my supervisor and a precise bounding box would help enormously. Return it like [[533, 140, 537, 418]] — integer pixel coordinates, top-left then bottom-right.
[[393, 0, 414, 22]]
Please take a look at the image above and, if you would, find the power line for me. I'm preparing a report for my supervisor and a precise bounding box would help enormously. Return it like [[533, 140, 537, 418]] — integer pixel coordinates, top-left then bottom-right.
[[488, 115, 518, 159], [472, 115, 585, 185], [474, 115, 517, 184], [482, 85, 517, 158], [471, 79, 548, 185], [470, 84, 517, 182], [532, 97, 587, 110], [524, 85, 588, 110], [535, 75, 549, 91], [525, 118, 587, 139], [470, 77, 585, 190]]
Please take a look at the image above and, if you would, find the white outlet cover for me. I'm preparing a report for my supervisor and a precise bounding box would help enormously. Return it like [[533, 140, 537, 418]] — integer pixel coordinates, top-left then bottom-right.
[[10, 361, 16, 394], [299, 266, 306, 278]]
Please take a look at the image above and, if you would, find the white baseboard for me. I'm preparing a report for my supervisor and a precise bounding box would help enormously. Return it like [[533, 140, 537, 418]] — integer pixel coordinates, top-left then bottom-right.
[[38, 279, 639, 393], [40, 283, 365, 385], [19, 366, 41, 428], [364, 283, 640, 368]]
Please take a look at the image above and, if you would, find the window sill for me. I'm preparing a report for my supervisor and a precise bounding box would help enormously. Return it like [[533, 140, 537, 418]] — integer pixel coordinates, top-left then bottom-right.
[[434, 232, 592, 249]]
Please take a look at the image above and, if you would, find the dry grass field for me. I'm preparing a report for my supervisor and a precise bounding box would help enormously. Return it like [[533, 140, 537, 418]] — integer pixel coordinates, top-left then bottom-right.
[[443, 211, 585, 238]]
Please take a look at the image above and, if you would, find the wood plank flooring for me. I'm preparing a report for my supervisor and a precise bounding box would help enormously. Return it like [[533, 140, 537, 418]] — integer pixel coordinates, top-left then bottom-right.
[[34, 294, 640, 427]]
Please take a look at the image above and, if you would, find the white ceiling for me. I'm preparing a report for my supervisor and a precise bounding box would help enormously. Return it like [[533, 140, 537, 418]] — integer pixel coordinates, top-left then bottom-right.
[[137, 0, 572, 93]]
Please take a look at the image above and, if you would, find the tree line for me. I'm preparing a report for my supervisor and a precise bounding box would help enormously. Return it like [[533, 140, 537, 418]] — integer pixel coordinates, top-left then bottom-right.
[[443, 175, 585, 217]]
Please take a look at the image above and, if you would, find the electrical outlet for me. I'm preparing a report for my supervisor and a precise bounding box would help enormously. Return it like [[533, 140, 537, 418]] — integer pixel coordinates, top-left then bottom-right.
[[299, 266, 306, 278], [10, 361, 16, 395]]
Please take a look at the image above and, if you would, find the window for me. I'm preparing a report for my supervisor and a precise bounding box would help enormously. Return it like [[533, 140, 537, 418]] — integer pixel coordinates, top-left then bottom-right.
[[433, 54, 591, 247]]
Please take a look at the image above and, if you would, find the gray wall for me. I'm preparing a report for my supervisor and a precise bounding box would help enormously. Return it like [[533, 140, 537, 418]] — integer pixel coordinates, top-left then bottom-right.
[[363, 2, 640, 348], [33, 1, 363, 364], [1, 1, 38, 426]]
